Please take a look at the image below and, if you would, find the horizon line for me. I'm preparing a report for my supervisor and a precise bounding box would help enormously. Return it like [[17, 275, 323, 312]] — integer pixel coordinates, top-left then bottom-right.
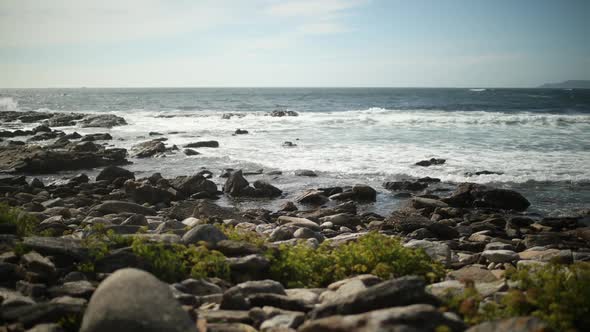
[[1, 85, 582, 90]]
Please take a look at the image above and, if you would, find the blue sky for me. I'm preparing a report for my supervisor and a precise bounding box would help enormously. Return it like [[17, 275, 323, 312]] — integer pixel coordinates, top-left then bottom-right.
[[1, 0, 588, 88]]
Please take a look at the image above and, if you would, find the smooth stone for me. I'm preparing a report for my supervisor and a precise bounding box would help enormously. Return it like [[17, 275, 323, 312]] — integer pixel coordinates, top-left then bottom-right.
[[80, 268, 195, 332]]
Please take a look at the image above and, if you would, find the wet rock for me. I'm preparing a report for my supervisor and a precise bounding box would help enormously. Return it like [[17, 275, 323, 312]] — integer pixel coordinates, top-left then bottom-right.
[[185, 140, 219, 148], [351, 184, 377, 202], [295, 170, 317, 177], [0, 146, 129, 174], [465, 170, 504, 177], [383, 180, 428, 191], [80, 268, 195, 332], [132, 140, 166, 158], [223, 170, 281, 198], [443, 183, 530, 211], [125, 182, 176, 205], [81, 133, 113, 141], [170, 174, 217, 196], [296, 190, 328, 205], [269, 110, 299, 117], [415, 158, 446, 167], [183, 149, 200, 156], [79, 114, 127, 128], [96, 166, 135, 183], [234, 129, 249, 135]]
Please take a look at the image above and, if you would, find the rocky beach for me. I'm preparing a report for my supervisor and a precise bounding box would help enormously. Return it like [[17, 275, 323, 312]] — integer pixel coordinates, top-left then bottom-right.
[[0, 108, 588, 332]]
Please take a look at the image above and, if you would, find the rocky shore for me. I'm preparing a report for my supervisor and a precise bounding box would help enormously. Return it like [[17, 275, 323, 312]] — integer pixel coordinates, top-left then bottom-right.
[[0, 111, 589, 332]]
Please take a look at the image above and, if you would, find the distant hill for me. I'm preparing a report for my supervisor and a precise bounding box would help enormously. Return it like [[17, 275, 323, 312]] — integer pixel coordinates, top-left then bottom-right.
[[538, 80, 590, 89]]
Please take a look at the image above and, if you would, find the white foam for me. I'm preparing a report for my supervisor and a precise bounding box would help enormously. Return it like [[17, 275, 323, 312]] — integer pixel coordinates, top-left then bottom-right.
[[0, 97, 18, 112], [68, 108, 588, 185]]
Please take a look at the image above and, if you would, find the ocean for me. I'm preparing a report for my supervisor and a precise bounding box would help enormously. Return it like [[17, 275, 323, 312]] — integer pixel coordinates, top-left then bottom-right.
[[1, 87, 589, 216]]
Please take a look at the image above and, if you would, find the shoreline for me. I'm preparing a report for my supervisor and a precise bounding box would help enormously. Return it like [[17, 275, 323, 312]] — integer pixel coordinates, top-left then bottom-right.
[[0, 109, 589, 331]]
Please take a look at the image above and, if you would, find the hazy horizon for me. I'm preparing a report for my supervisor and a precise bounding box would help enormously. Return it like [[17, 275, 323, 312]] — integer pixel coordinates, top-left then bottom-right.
[[1, 0, 589, 88]]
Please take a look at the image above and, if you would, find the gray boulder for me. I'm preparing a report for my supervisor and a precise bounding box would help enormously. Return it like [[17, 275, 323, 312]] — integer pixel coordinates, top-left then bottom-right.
[[96, 166, 134, 183], [80, 114, 127, 128], [182, 224, 228, 245], [80, 268, 195, 332]]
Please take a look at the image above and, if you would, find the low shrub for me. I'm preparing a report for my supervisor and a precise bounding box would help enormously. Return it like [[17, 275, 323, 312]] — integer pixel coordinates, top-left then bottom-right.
[[443, 262, 590, 331], [267, 232, 445, 288], [217, 224, 266, 247], [131, 237, 230, 283], [0, 202, 39, 237]]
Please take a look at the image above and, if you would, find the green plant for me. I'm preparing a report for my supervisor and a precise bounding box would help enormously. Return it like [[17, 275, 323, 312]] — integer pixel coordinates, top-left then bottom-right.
[[130, 237, 230, 283], [218, 224, 266, 247], [57, 312, 83, 332], [266, 232, 446, 288], [504, 262, 590, 331], [443, 263, 590, 331], [0, 202, 39, 237]]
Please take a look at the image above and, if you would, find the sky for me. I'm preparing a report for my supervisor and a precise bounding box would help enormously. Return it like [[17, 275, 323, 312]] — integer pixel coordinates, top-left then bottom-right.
[[0, 0, 589, 88]]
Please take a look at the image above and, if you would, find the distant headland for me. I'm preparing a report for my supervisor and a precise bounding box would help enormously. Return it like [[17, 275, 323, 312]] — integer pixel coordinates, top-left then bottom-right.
[[538, 80, 590, 89]]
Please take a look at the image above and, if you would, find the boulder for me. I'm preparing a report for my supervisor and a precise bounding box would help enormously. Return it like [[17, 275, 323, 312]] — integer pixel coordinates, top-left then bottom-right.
[[223, 170, 281, 198], [415, 158, 446, 167], [404, 240, 452, 267], [300, 304, 465, 332], [269, 110, 298, 117], [80, 268, 195, 332], [0, 146, 128, 174], [81, 133, 113, 141], [295, 170, 317, 177], [124, 182, 176, 205], [182, 224, 228, 245], [92, 200, 156, 216], [443, 183, 530, 211], [185, 141, 219, 148], [79, 114, 127, 128], [351, 184, 377, 201], [170, 174, 217, 196], [309, 276, 437, 319], [96, 166, 135, 183], [132, 140, 166, 158], [383, 180, 428, 191], [296, 190, 328, 205]]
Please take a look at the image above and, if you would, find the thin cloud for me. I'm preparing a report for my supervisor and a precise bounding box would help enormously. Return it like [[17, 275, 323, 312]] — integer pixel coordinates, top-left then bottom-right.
[[0, 0, 255, 47], [266, 0, 365, 17], [297, 22, 350, 35]]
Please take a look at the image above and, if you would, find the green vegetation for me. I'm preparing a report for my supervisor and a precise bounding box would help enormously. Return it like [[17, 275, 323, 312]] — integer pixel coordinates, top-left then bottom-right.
[[443, 262, 590, 331], [79, 224, 230, 282], [0, 202, 39, 237], [266, 232, 446, 288], [131, 237, 230, 283], [217, 223, 266, 247]]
